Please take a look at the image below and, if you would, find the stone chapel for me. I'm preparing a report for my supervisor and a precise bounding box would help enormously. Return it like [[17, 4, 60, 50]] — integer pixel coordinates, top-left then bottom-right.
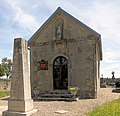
[[28, 7, 102, 99]]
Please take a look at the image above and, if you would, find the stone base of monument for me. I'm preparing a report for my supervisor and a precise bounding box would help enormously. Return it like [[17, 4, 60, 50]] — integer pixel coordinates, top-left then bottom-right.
[[8, 99, 34, 112], [2, 99, 38, 116], [2, 109, 38, 116]]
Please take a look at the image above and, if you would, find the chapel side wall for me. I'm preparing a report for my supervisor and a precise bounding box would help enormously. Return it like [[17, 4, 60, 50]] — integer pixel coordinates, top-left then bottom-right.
[[67, 37, 96, 98], [77, 41, 96, 98], [63, 18, 97, 98], [30, 45, 54, 92], [35, 44, 53, 91], [96, 43, 101, 91]]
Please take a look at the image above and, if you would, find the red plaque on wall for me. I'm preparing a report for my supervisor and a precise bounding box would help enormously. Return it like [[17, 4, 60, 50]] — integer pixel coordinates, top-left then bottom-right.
[[38, 60, 48, 70]]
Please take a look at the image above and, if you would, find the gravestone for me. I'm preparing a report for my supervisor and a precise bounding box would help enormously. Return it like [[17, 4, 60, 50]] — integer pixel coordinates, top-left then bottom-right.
[[3, 38, 37, 116]]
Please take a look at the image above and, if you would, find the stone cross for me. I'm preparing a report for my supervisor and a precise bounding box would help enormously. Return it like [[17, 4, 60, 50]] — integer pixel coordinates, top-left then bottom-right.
[[3, 38, 37, 116]]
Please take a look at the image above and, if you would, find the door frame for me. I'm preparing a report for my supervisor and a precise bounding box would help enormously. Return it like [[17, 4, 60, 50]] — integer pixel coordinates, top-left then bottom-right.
[[53, 56, 68, 90]]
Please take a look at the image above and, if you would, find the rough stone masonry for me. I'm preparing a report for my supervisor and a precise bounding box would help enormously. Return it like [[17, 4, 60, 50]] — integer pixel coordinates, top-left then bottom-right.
[[3, 38, 37, 116]]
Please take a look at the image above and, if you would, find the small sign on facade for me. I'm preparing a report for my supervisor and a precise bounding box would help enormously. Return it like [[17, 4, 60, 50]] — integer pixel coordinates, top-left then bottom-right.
[[38, 60, 48, 70]]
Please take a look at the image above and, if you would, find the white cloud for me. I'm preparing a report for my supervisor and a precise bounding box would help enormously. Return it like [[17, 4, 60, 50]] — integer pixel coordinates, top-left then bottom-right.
[[101, 48, 120, 78], [14, 13, 39, 32], [84, 1, 120, 42], [104, 48, 120, 63], [6, 0, 39, 33]]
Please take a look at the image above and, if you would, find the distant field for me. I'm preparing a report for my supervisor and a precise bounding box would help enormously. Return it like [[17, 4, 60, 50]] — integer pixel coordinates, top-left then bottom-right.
[[0, 91, 10, 98], [88, 98, 120, 116]]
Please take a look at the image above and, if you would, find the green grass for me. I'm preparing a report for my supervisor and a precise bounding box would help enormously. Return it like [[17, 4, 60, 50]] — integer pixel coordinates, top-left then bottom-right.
[[88, 99, 120, 116], [0, 91, 10, 98]]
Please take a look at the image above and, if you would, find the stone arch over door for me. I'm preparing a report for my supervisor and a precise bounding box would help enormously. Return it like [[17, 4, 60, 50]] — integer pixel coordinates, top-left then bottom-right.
[[53, 56, 68, 90]]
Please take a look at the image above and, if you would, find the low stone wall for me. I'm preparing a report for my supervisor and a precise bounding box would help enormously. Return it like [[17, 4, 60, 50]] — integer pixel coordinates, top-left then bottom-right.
[[0, 78, 11, 91]]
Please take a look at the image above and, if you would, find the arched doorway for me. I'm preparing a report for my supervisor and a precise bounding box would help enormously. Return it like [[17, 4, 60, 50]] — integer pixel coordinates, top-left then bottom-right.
[[53, 56, 68, 90]]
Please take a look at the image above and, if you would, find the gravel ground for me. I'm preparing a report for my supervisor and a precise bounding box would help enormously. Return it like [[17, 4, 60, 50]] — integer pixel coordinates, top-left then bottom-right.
[[0, 88, 120, 116]]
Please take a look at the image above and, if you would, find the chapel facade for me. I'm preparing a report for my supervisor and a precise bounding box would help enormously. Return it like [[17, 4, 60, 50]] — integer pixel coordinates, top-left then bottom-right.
[[28, 7, 102, 99]]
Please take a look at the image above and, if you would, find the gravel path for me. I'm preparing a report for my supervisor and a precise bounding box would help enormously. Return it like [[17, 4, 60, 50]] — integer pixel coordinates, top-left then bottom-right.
[[0, 88, 120, 116]]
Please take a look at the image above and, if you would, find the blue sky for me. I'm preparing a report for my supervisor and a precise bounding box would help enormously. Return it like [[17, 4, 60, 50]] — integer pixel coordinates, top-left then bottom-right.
[[0, 0, 120, 78]]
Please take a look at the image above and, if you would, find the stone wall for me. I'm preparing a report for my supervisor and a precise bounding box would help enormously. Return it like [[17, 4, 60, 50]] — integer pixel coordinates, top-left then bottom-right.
[[0, 78, 11, 91], [29, 9, 102, 99]]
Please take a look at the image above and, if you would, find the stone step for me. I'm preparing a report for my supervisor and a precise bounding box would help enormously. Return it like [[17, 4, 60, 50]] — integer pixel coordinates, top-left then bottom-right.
[[41, 93, 73, 98], [112, 88, 120, 93], [49, 90, 70, 94], [33, 90, 78, 101], [34, 97, 79, 101]]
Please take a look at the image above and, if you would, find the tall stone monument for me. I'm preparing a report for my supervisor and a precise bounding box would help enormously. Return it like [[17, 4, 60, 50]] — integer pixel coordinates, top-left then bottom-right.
[[3, 38, 37, 116]]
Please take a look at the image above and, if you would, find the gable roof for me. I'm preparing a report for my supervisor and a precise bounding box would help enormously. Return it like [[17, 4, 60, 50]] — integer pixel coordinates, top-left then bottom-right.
[[28, 7, 102, 60], [28, 7, 101, 43]]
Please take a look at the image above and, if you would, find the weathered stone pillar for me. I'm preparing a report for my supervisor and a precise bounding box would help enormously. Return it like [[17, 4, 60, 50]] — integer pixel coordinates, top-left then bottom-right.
[[3, 38, 37, 116]]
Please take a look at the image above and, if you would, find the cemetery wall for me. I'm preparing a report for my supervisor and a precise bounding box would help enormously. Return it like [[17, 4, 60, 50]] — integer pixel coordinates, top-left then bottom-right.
[[0, 78, 11, 91]]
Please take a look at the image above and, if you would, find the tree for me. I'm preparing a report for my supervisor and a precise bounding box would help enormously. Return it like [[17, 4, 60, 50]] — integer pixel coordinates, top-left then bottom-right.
[[0, 64, 5, 77], [1, 57, 12, 78]]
